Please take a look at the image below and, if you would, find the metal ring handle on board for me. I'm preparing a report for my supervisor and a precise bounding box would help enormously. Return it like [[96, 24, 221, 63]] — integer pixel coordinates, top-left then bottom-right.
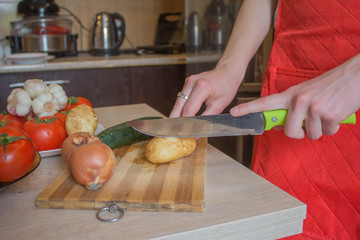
[[96, 204, 126, 222]]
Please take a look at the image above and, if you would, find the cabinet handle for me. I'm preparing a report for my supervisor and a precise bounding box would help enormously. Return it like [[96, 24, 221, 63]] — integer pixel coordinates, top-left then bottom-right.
[[9, 80, 71, 88]]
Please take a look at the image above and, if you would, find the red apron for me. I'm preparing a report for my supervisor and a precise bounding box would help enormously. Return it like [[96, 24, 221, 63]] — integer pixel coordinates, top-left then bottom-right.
[[251, 0, 360, 239]]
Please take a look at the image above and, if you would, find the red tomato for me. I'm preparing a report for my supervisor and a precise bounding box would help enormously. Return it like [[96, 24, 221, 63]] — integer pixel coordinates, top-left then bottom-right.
[[23, 117, 67, 151], [0, 113, 27, 129], [54, 110, 69, 124], [0, 127, 36, 182], [63, 97, 92, 111]]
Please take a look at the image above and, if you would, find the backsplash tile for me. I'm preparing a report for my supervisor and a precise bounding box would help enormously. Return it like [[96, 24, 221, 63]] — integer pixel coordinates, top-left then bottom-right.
[[0, 1, 21, 40]]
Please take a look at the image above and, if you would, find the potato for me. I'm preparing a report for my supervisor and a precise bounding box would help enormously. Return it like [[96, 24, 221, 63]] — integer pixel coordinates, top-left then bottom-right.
[[145, 137, 197, 164], [66, 104, 98, 136]]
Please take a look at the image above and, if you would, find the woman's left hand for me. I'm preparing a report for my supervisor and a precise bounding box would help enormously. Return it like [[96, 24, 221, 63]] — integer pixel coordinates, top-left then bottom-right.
[[230, 54, 360, 140]]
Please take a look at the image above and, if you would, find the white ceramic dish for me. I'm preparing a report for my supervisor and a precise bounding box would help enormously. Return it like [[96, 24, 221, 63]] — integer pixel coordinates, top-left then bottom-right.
[[5, 52, 48, 59], [39, 148, 61, 158], [39, 123, 105, 158], [5, 55, 55, 64], [95, 123, 105, 134]]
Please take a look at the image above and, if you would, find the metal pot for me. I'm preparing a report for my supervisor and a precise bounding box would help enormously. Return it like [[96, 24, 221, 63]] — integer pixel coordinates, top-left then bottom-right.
[[20, 34, 72, 53], [8, 16, 78, 56]]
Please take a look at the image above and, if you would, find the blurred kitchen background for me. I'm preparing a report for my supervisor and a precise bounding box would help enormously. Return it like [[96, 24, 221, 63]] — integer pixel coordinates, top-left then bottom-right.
[[0, 0, 273, 167], [0, 0, 271, 59], [0, 0, 184, 51]]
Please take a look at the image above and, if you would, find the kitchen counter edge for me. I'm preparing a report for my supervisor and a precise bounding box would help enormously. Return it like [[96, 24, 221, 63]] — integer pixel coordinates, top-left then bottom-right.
[[0, 52, 222, 74]]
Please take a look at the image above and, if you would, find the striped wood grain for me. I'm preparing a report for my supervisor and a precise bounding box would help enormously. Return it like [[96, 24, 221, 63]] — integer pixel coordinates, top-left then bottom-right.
[[36, 138, 207, 212]]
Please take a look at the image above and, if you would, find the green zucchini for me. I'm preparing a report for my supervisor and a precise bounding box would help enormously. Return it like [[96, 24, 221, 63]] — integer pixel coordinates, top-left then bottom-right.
[[97, 117, 162, 149]]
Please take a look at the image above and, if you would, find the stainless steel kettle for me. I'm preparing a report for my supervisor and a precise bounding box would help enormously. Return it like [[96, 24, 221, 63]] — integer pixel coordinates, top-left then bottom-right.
[[91, 12, 125, 56]]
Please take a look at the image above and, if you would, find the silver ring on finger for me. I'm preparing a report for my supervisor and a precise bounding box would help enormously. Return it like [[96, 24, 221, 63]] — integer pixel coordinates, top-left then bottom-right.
[[177, 92, 189, 100]]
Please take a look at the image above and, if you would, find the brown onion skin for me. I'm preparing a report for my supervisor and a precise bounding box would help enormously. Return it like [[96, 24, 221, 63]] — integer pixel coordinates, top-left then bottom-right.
[[61, 132, 101, 164], [70, 142, 116, 190]]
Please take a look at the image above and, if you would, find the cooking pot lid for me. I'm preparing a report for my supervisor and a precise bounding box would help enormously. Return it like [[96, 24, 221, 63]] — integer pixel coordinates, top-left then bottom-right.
[[12, 15, 72, 25], [11, 15, 72, 35]]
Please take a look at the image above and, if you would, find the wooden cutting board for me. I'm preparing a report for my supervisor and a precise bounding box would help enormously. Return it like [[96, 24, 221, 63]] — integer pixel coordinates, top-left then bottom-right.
[[36, 138, 207, 212]]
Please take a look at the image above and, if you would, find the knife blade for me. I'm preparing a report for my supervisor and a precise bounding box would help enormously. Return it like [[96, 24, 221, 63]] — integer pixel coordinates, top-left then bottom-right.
[[127, 110, 356, 138]]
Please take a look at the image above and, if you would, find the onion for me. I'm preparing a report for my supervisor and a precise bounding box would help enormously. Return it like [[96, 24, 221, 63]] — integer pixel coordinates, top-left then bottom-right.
[[70, 142, 116, 190], [61, 132, 100, 164]]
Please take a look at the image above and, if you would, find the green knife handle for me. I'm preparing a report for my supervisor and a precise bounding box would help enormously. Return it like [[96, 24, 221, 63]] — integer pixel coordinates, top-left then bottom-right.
[[263, 110, 356, 131]]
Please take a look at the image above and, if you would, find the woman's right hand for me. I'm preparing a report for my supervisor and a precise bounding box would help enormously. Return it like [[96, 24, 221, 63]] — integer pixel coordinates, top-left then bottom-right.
[[230, 54, 360, 140]]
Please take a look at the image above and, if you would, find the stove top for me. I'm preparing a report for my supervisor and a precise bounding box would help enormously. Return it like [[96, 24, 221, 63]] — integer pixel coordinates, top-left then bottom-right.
[[136, 44, 185, 55]]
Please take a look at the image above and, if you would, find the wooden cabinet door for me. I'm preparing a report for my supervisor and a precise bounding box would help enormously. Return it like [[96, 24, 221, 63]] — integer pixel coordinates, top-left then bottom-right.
[[0, 68, 131, 111], [48, 68, 131, 108], [130, 65, 186, 116]]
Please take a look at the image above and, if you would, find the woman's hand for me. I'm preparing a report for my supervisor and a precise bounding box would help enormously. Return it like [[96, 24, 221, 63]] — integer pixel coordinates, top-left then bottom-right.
[[170, 64, 244, 118], [230, 54, 360, 140]]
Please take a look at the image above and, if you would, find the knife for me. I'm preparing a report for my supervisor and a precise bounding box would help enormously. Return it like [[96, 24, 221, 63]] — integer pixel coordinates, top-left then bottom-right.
[[127, 110, 356, 138]]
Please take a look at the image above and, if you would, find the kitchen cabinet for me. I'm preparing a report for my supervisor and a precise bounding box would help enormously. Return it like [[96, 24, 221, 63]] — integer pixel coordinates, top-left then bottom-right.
[[0, 68, 131, 112], [129, 64, 186, 115], [0, 61, 224, 117], [0, 65, 186, 117]]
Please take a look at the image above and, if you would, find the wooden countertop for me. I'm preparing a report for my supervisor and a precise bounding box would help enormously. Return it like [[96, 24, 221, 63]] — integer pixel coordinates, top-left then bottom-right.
[[0, 52, 221, 74], [0, 104, 306, 240]]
